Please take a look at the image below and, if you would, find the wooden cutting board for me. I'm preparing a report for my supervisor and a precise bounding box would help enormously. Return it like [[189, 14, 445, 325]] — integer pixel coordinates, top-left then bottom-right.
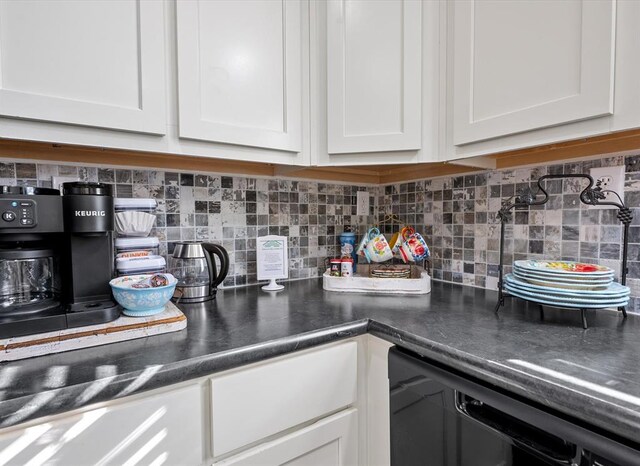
[[0, 302, 186, 362]]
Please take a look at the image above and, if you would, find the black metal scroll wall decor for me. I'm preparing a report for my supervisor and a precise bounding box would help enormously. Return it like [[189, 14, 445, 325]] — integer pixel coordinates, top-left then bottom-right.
[[494, 174, 632, 329]]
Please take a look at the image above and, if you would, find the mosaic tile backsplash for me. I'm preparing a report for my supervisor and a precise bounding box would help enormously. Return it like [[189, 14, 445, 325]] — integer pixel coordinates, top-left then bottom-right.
[[2, 153, 640, 312], [378, 154, 640, 313], [0, 160, 374, 287]]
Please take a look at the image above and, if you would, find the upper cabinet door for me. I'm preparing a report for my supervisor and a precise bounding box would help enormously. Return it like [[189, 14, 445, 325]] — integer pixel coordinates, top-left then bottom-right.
[[176, 0, 303, 153], [0, 0, 165, 134], [326, 0, 422, 154], [452, 0, 616, 146]]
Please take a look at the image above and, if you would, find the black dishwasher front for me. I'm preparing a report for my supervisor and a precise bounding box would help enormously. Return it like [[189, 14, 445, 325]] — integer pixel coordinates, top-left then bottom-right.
[[389, 347, 640, 466]]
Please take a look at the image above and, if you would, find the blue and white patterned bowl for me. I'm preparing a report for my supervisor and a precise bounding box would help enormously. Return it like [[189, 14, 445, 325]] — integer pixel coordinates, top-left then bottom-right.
[[109, 274, 177, 317]]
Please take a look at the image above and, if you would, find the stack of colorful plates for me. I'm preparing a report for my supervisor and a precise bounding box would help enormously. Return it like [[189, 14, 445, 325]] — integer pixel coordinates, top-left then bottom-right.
[[513, 260, 614, 290], [505, 260, 629, 309]]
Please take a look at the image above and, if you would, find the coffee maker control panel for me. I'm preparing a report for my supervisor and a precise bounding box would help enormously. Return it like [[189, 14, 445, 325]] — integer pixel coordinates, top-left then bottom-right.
[[0, 199, 36, 228]]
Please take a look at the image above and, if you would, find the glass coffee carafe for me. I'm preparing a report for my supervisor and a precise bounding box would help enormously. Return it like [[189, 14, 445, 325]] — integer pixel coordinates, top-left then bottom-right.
[[0, 248, 61, 315]]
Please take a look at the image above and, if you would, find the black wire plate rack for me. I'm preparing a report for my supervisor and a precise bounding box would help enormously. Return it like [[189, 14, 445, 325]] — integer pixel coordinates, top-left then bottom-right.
[[494, 174, 632, 329]]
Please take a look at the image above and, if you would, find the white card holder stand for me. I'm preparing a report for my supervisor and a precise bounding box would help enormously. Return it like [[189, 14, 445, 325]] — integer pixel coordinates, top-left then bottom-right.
[[257, 235, 288, 292], [262, 278, 284, 291]]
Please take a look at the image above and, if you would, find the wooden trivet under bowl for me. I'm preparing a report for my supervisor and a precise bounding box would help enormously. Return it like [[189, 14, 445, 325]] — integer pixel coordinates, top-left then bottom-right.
[[0, 302, 187, 362]]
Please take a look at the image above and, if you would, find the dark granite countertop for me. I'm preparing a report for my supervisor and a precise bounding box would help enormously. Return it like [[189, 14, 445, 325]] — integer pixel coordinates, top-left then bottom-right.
[[0, 279, 639, 445]]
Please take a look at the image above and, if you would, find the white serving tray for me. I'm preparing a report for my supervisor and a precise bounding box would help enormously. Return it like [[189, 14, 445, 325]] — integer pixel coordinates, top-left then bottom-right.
[[323, 265, 431, 295]]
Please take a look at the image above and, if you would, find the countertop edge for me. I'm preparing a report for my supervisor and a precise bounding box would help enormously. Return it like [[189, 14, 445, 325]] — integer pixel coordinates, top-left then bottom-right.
[[0, 320, 369, 429], [2, 315, 639, 447]]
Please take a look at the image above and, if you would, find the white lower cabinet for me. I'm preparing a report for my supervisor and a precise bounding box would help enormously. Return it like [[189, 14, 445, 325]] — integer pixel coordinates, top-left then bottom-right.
[[0, 336, 391, 466], [0, 384, 204, 466], [210, 341, 357, 457], [215, 409, 358, 466]]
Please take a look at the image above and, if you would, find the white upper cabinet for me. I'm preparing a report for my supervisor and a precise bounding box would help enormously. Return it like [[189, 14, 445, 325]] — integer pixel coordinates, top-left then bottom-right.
[[452, 0, 615, 146], [4, 0, 640, 169], [176, 0, 303, 153], [326, 0, 422, 155], [0, 0, 165, 134], [444, 0, 640, 163]]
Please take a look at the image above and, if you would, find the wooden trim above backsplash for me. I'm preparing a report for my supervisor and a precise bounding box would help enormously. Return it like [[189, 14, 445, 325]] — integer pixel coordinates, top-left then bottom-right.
[[2, 128, 640, 185], [0, 139, 382, 184], [492, 128, 640, 169]]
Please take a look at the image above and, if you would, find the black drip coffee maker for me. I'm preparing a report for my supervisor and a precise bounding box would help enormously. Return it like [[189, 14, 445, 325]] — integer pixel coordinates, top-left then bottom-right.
[[0, 182, 120, 338]]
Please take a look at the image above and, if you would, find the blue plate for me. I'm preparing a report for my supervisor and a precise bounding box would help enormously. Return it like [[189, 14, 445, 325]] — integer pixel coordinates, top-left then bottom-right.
[[505, 274, 629, 298], [504, 284, 629, 309], [512, 270, 611, 291]]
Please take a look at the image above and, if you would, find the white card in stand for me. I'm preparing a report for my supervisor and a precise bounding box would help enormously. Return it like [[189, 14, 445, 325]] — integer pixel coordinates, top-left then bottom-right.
[[257, 235, 288, 291]]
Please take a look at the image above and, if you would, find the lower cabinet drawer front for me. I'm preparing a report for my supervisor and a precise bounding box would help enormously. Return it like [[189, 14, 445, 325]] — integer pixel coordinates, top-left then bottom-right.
[[215, 408, 358, 466], [211, 341, 358, 457], [0, 384, 204, 466]]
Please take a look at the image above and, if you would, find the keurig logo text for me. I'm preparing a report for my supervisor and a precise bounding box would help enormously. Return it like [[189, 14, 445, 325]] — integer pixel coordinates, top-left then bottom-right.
[[74, 211, 106, 217]]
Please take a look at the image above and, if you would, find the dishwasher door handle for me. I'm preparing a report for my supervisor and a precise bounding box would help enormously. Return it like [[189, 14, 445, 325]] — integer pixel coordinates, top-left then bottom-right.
[[455, 391, 577, 465]]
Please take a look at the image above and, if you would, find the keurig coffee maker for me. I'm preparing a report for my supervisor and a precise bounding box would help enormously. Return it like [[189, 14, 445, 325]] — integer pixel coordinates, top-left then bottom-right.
[[61, 182, 120, 326], [0, 182, 120, 338]]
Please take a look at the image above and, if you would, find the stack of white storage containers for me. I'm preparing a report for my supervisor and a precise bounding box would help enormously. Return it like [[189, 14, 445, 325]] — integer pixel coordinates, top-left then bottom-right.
[[113, 198, 166, 276]]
